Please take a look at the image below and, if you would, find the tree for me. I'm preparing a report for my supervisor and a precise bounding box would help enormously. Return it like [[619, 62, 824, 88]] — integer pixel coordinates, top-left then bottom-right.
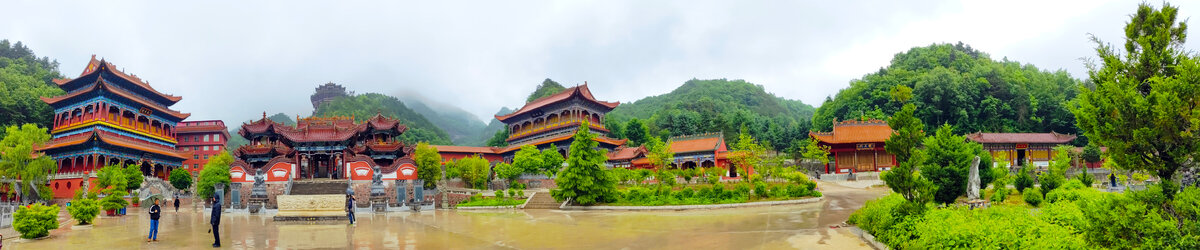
[[485, 127, 509, 147], [413, 142, 442, 189], [453, 156, 491, 189], [644, 136, 674, 170], [493, 162, 523, 186], [553, 121, 617, 205], [728, 126, 766, 180], [1014, 165, 1034, 193], [539, 144, 565, 176], [920, 124, 980, 205], [800, 137, 831, 165], [1081, 143, 1102, 164], [880, 104, 935, 214], [68, 196, 99, 225], [623, 119, 650, 147], [122, 164, 143, 191], [169, 168, 192, 191], [0, 124, 56, 202], [0, 40, 65, 131], [512, 145, 544, 174], [96, 164, 128, 191], [197, 151, 233, 198], [1072, 3, 1199, 224]]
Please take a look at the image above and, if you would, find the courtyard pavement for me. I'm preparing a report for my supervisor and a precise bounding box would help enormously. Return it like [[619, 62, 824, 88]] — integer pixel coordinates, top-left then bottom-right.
[[2, 180, 887, 249]]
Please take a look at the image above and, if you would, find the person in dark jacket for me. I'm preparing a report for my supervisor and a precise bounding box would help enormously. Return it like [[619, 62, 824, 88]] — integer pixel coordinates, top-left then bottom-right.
[[210, 196, 221, 247], [346, 194, 356, 225], [173, 194, 180, 212], [148, 199, 161, 242]]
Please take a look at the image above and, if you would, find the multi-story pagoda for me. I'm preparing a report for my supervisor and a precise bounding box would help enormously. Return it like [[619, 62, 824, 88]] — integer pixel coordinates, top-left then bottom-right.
[[230, 113, 418, 183], [37, 56, 191, 199]]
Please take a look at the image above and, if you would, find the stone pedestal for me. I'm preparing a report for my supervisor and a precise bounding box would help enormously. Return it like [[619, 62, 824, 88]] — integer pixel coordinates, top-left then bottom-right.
[[273, 194, 348, 221]]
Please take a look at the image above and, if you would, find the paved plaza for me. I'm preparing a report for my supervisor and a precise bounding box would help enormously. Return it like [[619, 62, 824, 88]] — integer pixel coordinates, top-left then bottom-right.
[[3, 181, 885, 249]]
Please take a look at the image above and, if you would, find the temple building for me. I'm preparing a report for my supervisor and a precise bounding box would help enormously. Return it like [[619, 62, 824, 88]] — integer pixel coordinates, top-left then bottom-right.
[[177, 120, 230, 173], [230, 113, 418, 183], [810, 119, 895, 174], [36, 56, 191, 199], [965, 132, 1077, 167], [310, 82, 351, 113], [436, 84, 627, 160]]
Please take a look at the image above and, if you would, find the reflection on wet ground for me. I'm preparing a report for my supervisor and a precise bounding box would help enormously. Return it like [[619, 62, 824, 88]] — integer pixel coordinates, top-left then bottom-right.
[[5, 182, 885, 249]]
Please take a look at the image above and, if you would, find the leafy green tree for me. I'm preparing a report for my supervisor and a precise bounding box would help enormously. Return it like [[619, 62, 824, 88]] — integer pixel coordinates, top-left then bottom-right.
[[644, 136, 674, 170], [512, 145, 544, 174], [13, 203, 59, 239], [920, 124, 980, 205], [0, 40, 65, 131], [553, 121, 617, 205], [169, 168, 192, 191], [800, 137, 831, 165], [539, 144, 565, 175], [1039, 146, 1073, 198], [1072, 3, 1199, 225], [1081, 143, 1102, 164], [68, 196, 100, 225], [1014, 165, 1034, 193], [0, 124, 55, 202], [122, 164, 143, 191], [96, 164, 128, 191], [485, 127, 509, 147], [453, 156, 491, 189], [494, 162, 523, 186], [99, 190, 128, 211], [526, 78, 567, 103], [623, 118, 650, 147], [413, 142, 442, 189], [881, 103, 935, 215], [197, 151, 233, 198], [728, 127, 766, 180]]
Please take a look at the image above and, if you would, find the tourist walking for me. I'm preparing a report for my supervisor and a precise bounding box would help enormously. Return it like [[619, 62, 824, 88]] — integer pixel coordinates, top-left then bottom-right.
[[148, 199, 161, 242], [174, 194, 180, 212], [346, 194, 356, 225], [210, 196, 222, 248]]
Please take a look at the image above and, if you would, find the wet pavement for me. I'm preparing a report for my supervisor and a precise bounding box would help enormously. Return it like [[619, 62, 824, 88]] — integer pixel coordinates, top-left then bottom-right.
[[3, 181, 887, 249]]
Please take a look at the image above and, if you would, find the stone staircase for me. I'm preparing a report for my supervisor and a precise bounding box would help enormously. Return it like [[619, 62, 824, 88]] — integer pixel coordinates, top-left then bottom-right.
[[289, 179, 348, 195], [522, 191, 561, 209]]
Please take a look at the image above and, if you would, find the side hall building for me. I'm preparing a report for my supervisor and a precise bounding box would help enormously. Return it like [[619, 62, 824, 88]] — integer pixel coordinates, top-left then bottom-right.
[[810, 119, 895, 174]]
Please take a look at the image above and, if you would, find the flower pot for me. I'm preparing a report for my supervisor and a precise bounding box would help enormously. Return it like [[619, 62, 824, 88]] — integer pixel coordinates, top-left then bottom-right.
[[105, 209, 116, 216]]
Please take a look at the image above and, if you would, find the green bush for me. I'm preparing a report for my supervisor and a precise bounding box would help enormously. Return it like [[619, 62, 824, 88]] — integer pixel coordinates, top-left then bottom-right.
[[517, 190, 525, 198], [1074, 172, 1095, 188], [900, 206, 1085, 249], [68, 197, 100, 225], [848, 194, 908, 244], [455, 197, 525, 207], [753, 182, 768, 199], [507, 189, 517, 198], [1014, 165, 1034, 193], [991, 187, 1011, 202], [14, 203, 60, 239], [494, 190, 505, 199], [1040, 202, 1087, 231], [1023, 187, 1043, 207], [100, 190, 129, 211]]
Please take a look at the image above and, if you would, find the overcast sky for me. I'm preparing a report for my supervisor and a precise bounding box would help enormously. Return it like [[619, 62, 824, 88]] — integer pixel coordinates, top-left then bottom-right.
[[4, 1, 1200, 124]]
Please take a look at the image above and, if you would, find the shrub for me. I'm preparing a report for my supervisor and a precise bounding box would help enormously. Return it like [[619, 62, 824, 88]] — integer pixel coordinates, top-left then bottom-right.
[[14, 203, 60, 239], [990, 187, 1010, 202], [494, 190, 505, 199], [1040, 202, 1087, 231], [710, 184, 726, 200], [753, 182, 768, 199], [1014, 165, 1034, 193], [848, 194, 907, 244], [901, 206, 1085, 249], [100, 190, 129, 211], [169, 167, 192, 191], [68, 197, 100, 225], [1074, 172, 1095, 188], [733, 183, 752, 199], [1023, 187, 1042, 207], [517, 190, 525, 198], [507, 189, 517, 198]]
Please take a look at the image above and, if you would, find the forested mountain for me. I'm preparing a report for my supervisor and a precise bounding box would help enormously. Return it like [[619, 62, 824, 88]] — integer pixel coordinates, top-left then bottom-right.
[[398, 92, 489, 145], [606, 79, 817, 151], [527, 79, 566, 103], [812, 43, 1080, 138], [314, 93, 452, 144], [0, 40, 65, 136]]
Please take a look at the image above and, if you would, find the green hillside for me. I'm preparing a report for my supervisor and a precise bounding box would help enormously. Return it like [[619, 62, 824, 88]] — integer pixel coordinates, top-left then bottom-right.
[[400, 95, 489, 145], [0, 40, 65, 136], [812, 43, 1080, 138], [606, 78, 816, 151]]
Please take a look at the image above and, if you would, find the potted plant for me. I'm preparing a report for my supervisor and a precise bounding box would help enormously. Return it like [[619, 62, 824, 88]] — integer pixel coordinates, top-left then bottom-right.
[[130, 190, 140, 207], [100, 190, 128, 216]]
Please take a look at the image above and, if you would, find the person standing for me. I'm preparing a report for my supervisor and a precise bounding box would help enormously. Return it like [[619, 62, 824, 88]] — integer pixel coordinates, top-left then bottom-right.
[[346, 194, 356, 225], [148, 199, 161, 242], [174, 194, 180, 212], [210, 196, 222, 248]]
